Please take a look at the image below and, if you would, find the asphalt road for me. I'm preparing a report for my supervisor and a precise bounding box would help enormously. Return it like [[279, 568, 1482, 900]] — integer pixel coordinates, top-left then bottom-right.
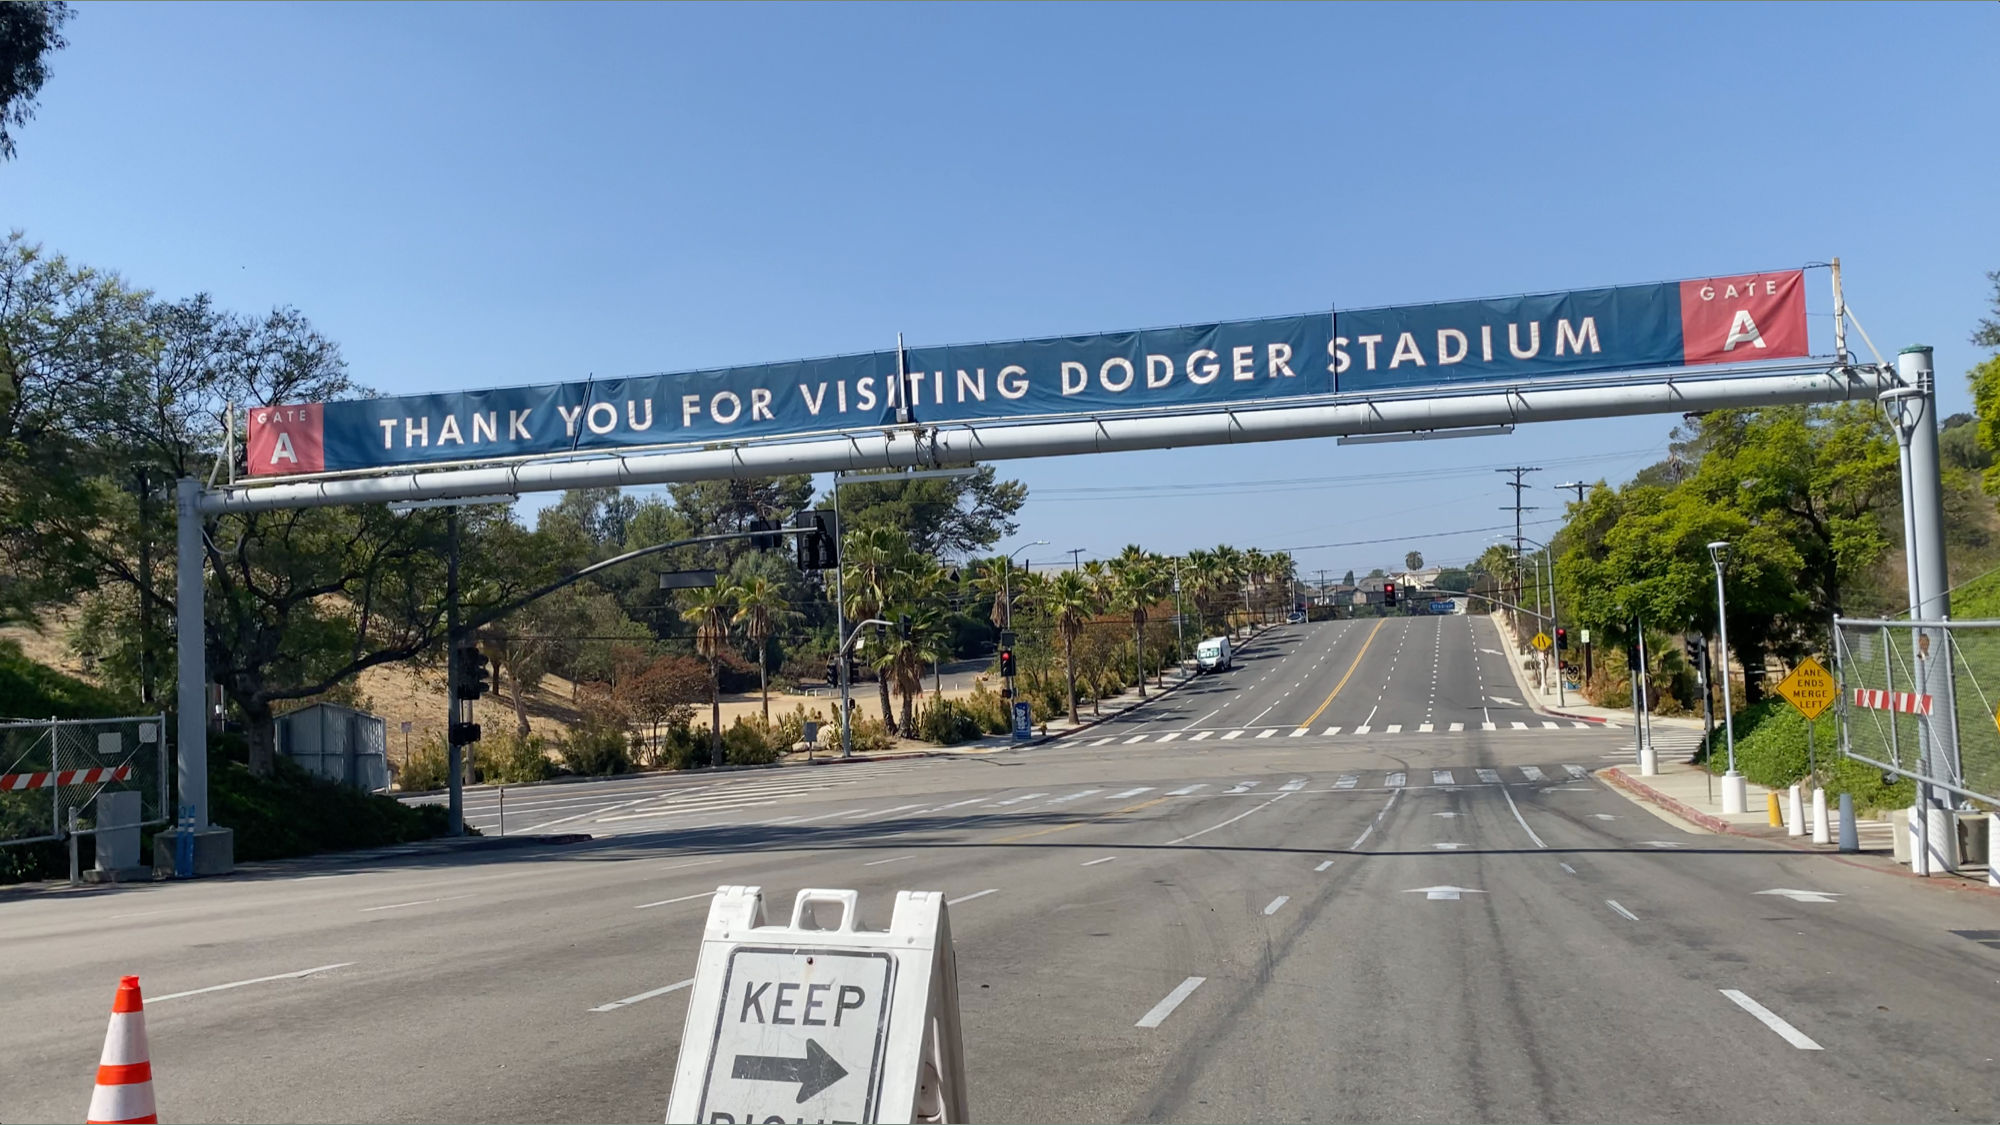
[[4, 615, 1997, 1123]]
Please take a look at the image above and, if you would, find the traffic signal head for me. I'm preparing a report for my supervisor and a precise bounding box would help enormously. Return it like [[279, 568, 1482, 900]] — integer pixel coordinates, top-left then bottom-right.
[[1684, 635, 1703, 663], [452, 641, 490, 701], [748, 517, 780, 551], [791, 510, 839, 571], [1383, 582, 1398, 606], [898, 614, 912, 640], [999, 649, 1016, 678], [826, 658, 840, 685], [1555, 627, 1568, 650]]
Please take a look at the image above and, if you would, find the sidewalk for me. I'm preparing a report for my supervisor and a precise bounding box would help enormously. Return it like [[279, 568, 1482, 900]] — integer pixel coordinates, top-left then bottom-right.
[[1486, 610, 1703, 732]]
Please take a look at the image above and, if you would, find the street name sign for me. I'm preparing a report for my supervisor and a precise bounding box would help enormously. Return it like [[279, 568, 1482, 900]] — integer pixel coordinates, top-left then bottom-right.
[[667, 886, 968, 1125], [1773, 657, 1836, 721]]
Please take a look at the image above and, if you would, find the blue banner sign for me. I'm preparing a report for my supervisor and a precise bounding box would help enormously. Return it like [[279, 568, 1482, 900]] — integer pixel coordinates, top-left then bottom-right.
[[1011, 702, 1034, 741], [246, 270, 1807, 476]]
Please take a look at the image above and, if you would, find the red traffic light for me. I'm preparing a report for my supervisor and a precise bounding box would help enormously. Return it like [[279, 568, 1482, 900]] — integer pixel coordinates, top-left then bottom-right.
[[999, 649, 1016, 677]]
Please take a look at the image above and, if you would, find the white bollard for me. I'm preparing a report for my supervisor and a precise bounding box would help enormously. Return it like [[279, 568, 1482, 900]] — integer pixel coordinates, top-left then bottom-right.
[[1720, 772, 1747, 815], [1786, 785, 1805, 837], [1837, 792, 1858, 853], [1810, 788, 1830, 845], [1639, 745, 1658, 776], [1908, 804, 1930, 875], [1990, 813, 1998, 888]]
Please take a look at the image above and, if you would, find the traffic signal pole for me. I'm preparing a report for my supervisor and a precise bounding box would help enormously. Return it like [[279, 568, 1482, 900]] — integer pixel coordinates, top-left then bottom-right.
[[445, 504, 463, 836]]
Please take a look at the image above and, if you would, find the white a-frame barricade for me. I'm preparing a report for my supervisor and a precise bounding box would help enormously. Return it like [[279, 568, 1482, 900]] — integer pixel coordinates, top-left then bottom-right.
[[666, 886, 968, 1125]]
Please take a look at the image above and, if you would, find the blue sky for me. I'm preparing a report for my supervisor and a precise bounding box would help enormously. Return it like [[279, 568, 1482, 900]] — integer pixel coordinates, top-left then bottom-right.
[[9, 2, 1995, 578]]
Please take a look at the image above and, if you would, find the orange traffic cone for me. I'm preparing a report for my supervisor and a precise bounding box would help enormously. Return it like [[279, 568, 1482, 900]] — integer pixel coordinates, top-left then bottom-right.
[[86, 975, 158, 1125]]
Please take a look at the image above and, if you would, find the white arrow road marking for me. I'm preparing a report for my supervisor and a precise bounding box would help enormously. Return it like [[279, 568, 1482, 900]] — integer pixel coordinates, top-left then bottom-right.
[[1136, 976, 1206, 1028], [1404, 885, 1485, 901], [1720, 989, 1823, 1050], [1490, 696, 1521, 706], [1606, 900, 1639, 921], [1755, 888, 1843, 903]]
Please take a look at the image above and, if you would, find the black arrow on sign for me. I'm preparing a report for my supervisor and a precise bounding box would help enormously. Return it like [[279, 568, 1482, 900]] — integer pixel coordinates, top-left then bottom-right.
[[731, 1039, 849, 1103]]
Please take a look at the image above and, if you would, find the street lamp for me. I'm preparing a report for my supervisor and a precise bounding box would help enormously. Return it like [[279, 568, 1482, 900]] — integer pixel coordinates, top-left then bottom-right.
[[1001, 540, 1048, 630], [1708, 540, 1746, 813]]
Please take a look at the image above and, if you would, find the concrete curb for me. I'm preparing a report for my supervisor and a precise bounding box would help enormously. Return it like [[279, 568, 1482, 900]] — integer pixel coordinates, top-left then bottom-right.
[[1599, 767, 1737, 835]]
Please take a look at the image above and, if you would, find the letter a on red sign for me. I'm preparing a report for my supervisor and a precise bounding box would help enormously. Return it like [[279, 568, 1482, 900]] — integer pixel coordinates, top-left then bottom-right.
[[1678, 270, 1808, 366], [245, 403, 326, 475]]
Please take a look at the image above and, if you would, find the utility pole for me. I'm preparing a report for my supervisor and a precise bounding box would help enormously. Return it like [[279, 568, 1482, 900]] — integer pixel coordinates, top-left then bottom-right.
[[1496, 467, 1539, 639], [134, 466, 155, 706], [1068, 548, 1084, 572], [1555, 481, 1585, 505], [445, 505, 463, 837]]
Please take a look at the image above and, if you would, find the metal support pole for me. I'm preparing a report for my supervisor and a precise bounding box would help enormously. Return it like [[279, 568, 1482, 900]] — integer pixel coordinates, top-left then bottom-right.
[[446, 505, 463, 836], [1549, 548, 1565, 708], [174, 478, 209, 829], [1634, 619, 1654, 758], [1898, 346, 1960, 801], [834, 480, 851, 759], [1712, 547, 1744, 813], [1700, 635, 1715, 803]]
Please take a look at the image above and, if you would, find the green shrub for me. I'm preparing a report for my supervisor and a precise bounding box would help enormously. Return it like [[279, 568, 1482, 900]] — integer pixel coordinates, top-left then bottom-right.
[[962, 684, 1012, 735], [1702, 700, 1914, 813], [724, 717, 781, 766], [559, 725, 632, 776], [398, 734, 450, 791], [916, 697, 984, 746], [214, 755, 455, 863], [478, 730, 556, 784], [660, 720, 709, 770]]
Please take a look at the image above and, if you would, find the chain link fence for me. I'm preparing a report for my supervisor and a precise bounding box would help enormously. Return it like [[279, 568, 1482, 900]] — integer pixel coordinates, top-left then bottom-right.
[[0, 715, 169, 848], [1834, 619, 2000, 808]]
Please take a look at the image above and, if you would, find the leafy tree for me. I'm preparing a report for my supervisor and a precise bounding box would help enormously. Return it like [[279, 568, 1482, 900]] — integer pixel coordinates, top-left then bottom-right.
[[679, 579, 733, 766], [1404, 550, 1424, 571], [0, 0, 70, 160], [833, 465, 1026, 557], [1106, 546, 1168, 696], [729, 574, 796, 725], [1038, 568, 1098, 724], [1341, 569, 1355, 586], [1435, 567, 1472, 593]]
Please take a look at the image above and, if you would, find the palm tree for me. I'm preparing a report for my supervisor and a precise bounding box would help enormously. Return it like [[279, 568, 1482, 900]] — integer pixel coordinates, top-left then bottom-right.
[[841, 525, 908, 734], [880, 571, 949, 734], [1107, 546, 1169, 697], [1210, 544, 1247, 631], [968, 555, 1012, 629], [680, 579, 734, 767], [1266, 551, 1298, 619], [729, 575, 796, 726], [1405, 550, 1424, 572], [1040, 568, 1098, 725]]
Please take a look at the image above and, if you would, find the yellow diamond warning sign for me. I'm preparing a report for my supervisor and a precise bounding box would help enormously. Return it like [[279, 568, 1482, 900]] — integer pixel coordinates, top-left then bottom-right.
[[1774, 656, 1836, 721], [1531, 632, 1552, 652]]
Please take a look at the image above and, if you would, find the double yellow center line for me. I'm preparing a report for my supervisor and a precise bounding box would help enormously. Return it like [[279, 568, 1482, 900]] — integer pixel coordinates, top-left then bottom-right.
[[1298, 618, 1386, 729]]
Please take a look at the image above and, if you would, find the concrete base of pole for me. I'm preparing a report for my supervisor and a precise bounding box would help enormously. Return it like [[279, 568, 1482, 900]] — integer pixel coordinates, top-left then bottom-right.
[[1837, 793, 1859, 853], [1908, 805, 1959, 876], [1786, 785, 1806, 837], [1720, 772, 1747, 815], [1811, 788, 1830, 845], [1639, 746, 1658, 776]]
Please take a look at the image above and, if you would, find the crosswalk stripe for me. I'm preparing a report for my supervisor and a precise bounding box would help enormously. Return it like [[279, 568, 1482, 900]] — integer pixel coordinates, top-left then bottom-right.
[[1418, 723, 1434, 733], [1572, 722, 1591, 729], [1322, 726, 1341, 736], [1385, 772, 1406, 787], [1156, 732, 1180, 743], [1355, 725, 1373, 734], [1542, 721, 1560, 730], [1256, 729, 1277, 739], [1046, 789, 1103, 805], [1123, 734, 1149, 745], [1288, 728, 1308, 738], [1564, 764, 1588, 779], [1225, 781, 1261, 793], [1280, 778, 1306, 791], [1221, 730, 1245, 740], [1432, 770, 1454, 785], [1106, 787, 1153, 799], [1167, 784, 1206, 795], [1091, 737, 1116, 746], [1510, 721, 1529, 730], [1385, 724, 1403, 733], [1334, 774, 1359, 790], [1190, 731, 1213, 741], [1476, 768, 1500, 783], [848, 803, 925, 819], [990, 792, 1050, 807], [1520, 765, 1545, 781], [1449, 722, 1465, 732], [1481, 722, 1497, 731]]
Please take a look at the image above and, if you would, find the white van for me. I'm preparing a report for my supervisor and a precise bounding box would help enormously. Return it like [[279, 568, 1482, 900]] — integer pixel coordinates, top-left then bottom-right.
[[1195, 636, 1233, 673]]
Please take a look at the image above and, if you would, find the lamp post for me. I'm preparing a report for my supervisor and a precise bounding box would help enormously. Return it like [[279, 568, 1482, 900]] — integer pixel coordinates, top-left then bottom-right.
[[1708, 540, 1746, 813], [1001, 540, 1048, 631]]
